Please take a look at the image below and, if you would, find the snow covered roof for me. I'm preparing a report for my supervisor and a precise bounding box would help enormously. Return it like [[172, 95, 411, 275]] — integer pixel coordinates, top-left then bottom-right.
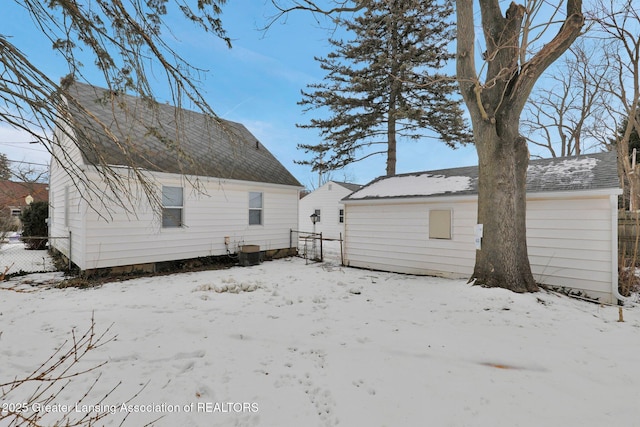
[[345, 151, 619, 201]]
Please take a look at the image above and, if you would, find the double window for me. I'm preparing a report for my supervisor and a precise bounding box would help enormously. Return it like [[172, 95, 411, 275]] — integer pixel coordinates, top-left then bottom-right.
[[249, 192, 263, 225], [162, 186, 183, 228]]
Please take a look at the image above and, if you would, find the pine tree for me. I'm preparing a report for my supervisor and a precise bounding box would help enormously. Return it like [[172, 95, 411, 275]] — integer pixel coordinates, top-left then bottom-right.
[[296, 0, 471, 177], [612, 117, 640, 162], [0, 153, 11, 180], [20, 201, 48, 250]]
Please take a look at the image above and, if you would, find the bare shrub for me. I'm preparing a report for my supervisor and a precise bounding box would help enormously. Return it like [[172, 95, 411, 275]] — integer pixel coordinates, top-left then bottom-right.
[[0, 316, 147, 426], [619, 262, 640, 297]]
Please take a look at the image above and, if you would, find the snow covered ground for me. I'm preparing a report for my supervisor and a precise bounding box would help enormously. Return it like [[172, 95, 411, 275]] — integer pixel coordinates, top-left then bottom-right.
[[0, 236, 55, 274], [1, 243, 640, 426]]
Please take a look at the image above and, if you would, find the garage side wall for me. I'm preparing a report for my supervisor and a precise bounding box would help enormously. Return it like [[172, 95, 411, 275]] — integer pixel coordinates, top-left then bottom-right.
[[526, 195, 615, 303], [344, 193, 616, 303], [344, 199, 477, 278]]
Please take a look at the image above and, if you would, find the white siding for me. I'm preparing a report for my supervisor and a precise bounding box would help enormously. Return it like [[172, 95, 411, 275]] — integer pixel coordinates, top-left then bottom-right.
[[78, 174, 299, 270], [526, 196, 615, 302], [344, 193, 618, 303], [50, 123, 299, 271], [298, 181, 355, 240], [49, 124, 87, 267], [345, 200, 477, 278]]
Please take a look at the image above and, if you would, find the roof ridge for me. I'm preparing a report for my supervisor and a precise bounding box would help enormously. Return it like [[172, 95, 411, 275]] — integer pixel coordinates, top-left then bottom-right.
[[64, 82, 301, 187]]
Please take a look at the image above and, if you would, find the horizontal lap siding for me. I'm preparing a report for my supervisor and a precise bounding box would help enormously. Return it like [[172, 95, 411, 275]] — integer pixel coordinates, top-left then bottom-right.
[[83, 178, 298, 270], [49, 129, 88, 267], [345, 194, 615, 302], [298, 183, 352, 240], [345, 201, 476, 278], [526, 197, 614, 299]]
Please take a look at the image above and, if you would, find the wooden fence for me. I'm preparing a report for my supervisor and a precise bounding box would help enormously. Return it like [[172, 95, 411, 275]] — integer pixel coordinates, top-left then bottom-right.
[[619, 210, 640, 263]]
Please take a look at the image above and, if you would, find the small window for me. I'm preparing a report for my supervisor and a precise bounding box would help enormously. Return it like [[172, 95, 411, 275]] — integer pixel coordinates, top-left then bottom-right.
[[10, 208, 21, 217], [338, 208, 344, 224], [429, 209, 451, 239], [314, 209, 321, 223], [162, 186, 183, 228], [249, 192, 263, 225]]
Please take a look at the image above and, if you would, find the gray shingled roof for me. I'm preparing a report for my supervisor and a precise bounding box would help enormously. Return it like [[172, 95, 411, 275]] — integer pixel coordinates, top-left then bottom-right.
[[333, 181, 363, 192], [345, 151, 619, 201], [64, 82, 301, 187]]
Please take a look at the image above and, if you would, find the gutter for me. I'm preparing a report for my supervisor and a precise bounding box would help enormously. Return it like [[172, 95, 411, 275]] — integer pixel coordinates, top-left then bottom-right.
[[612, 194, 635, 306]]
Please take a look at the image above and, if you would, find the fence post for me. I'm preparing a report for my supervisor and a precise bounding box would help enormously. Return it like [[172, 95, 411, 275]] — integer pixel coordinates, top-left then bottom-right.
[[68, 230, 72, 271]]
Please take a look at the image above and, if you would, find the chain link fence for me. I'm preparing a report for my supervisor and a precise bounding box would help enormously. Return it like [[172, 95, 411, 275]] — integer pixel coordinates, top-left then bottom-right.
[[290, 229, 324, 264], [0, 234, 66, 276]]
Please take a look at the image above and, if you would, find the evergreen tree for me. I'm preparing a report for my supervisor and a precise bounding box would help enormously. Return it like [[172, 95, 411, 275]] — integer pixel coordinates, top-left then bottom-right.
[[631, 126, 640, 163], [20, 201, 48, 250], [296, 0, 471, 177], [612, 117, 640, 163], [0, 153, 11, 180]]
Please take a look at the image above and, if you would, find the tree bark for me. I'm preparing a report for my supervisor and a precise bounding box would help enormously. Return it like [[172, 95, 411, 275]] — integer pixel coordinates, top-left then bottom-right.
[[457, 0, 583, 292], [473, 120, 537, 292]]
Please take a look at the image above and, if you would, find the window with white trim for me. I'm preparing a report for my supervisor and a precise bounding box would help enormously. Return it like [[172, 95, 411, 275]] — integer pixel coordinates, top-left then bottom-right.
[[162, 186, 183, 228], [338, 208, 344, 224], [249, 192, 263, 225]]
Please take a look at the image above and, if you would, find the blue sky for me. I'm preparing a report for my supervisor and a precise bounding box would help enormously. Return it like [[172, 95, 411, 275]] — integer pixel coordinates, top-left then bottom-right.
[[0, 1, 478, 188]]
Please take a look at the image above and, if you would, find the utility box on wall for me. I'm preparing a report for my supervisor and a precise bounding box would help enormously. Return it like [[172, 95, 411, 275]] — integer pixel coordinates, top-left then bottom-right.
[[238, 245, 261, 266]]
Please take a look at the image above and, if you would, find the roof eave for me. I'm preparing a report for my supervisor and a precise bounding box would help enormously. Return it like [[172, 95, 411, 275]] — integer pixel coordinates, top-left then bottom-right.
[[343, 187, 622, 205]]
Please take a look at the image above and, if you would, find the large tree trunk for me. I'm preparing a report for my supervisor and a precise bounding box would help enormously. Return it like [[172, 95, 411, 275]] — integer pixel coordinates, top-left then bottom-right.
[[473, 121, 537, 291], [456, 0, 583, 292]]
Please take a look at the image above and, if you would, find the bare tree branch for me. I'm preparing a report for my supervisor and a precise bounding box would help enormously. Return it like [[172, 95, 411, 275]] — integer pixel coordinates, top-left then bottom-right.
[[1, 1, 232, 216]]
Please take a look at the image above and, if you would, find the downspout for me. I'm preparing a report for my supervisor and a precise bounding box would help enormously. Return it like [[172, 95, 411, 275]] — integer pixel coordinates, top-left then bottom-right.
[[611, 193, 634, 305]]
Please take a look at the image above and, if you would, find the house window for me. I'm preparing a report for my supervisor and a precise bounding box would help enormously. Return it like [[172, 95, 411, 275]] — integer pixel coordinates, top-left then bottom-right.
[[338, 208, 344, 224], [314, 209, 321, 223], [429, 209, 452, 239], [249, 192, 263, 225], [10, 208, 21, 217], [162, 186, 183, 228]]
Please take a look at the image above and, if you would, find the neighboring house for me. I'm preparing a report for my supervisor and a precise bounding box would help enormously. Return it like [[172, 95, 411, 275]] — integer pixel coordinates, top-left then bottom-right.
[[0, 180, 48, 231], [49, 82, 302, 274], [298, 180, 361, 240], [342, 151, 622, 303]]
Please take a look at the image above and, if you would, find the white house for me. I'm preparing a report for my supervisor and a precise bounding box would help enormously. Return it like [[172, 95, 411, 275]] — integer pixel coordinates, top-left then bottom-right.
[[298, 180, 361, 240], [49, 82, 302, 274], [342, 151, 622, 303]]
